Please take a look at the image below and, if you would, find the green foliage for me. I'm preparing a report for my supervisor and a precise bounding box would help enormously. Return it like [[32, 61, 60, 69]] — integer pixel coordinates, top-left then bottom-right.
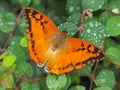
[[67, 13, 81, 25], [18, 0, 32, 6], [46, 74, 67, 90], [18, 18, 26, 35], [78, 64, 92, 74], [96, 69, 115, 89], [69, 85, 85, 90], [106, 16, 120, 36], [82, 20, 109, 47], [32, 0, 41, 6], [0, 0, 120, 90], [82, 0, 107, 11], [93, 86, 112, 90], [0, 12, 15, 33], [0, 72, 15, 88], [16, 61, 33, 78], [106, 47, 120, 64], [20, 36, 28, 47], [109, 0, 120, 14], [21, 81, 40, 90], [3, 55, 16, 67], [58, 13, 81, 37], [66, 0, 81, 14], [58, 22, 78, 37]]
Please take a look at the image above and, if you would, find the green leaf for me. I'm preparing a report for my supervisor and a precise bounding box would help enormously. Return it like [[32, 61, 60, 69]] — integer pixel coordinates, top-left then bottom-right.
[[104, 38, 120, 51], [67, 13, 81, 25], [93, 86, 112, 90], [9, 36, 22, 46], [106, 16, 120, 36], [66, 0, 81, 14], [16, 62, 33, 78], [0, 32, 8, 48], [0, 1, 10, 13], [18, 0, 32, 6], [65, 74, 71, 89], [0, 50, 10, 59], [38, 79, 48, 90], [8, 36, 27, 59], [10, 0, 19, 5], [3, 55, 16, 67], [82, 20, 109, 47], [32, 0, 41, 5], [7, 36, 27, 64], [46, 74, 67, 90], [105, 47, 120, 64], [0, 85, 4, 90], [69, 85, 85, 90], [96, 69, 115, 89], [20, 36, 28, 47], [7, 46, 26, 63], [18, 18, 26, 35], [0, 72, 14, 88], [82, 0, 107, 11], [21, 81, 40, 90], [99, 12, 113, 25], [0, 12, 15, 33], [7, 45, 26, 63], [58, 22, 78, 37], [109, 0, 120, 14], [0, 66, 7, 75], [78, 64, 92, 74], [71, 74, 80, 85]]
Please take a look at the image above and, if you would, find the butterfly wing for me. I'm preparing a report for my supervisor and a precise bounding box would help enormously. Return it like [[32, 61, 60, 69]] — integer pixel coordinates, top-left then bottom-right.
[[47, 38, 105, 75], [67, 38, 105, 69], [23, 8, 59, 65], [44, 44, 74, 75]]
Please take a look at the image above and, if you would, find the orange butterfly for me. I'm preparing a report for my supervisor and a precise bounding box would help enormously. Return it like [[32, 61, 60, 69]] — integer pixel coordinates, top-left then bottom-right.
[[23, 8, 105, 75]]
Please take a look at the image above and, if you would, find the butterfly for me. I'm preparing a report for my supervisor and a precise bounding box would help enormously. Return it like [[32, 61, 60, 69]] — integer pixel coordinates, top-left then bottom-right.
[[23, 8, 105, 75]]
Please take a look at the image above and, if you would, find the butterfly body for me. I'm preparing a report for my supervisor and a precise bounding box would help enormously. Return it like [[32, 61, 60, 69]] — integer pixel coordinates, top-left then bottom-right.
[[23, 8, 105, 75]]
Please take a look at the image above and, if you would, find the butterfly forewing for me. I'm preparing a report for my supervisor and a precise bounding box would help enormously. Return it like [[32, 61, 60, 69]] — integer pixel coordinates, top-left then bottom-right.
[[23, 8, 59, 65]]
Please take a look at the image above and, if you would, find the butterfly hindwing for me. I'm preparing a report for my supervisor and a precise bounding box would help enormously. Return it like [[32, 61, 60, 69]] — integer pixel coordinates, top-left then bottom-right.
[[45, 45, 74, 75], [68, 38, 105, 69], [45, 38, 105, 75]]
